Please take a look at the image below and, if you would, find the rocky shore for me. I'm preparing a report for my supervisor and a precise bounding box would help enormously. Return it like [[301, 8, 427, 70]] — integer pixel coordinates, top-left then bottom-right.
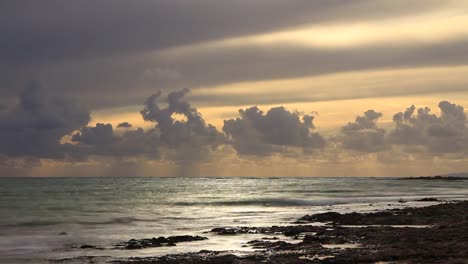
[[59, 200, 468, 264]]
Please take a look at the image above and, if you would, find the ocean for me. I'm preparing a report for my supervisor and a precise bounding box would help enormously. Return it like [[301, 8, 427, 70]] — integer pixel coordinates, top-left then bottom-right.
[[1, 177, 467, 263]]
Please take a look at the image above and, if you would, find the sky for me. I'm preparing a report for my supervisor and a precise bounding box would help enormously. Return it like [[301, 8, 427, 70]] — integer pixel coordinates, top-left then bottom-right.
[[1, 0, 468, 177]]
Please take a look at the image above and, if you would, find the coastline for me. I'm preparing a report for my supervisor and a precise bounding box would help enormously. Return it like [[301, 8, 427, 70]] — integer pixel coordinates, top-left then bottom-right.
[[56, 199, 468, 264]]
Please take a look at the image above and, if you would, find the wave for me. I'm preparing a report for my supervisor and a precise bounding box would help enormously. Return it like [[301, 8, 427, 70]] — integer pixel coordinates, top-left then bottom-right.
[[172, 194, 467, 208], [173, 198, 375, 207], [11, 216, 154, 227], [14, 220, 62, 227], [77, 216, 154, 225]]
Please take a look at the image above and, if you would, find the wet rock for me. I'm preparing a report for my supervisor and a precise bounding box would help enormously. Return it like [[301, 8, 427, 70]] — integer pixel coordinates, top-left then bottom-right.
[[417, 197, 440, 202], [299, 212, 341, 223], [247, 239, 293, 250], [74, 201, 468, 264], [115, 235, 208, 250], [299, 202, 468, 226], [79, 244, 104, 250], [211, 225, 321, 237]]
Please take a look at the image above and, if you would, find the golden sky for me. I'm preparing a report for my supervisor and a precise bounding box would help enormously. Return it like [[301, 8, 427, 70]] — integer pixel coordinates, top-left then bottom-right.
[[1, 1, 468, 176]]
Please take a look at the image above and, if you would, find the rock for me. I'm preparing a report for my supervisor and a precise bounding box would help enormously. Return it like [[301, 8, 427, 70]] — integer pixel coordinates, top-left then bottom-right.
[[115, 235, 208, 250], [210, 227, 238, 235], [76, 201, 468, 264], [80, 244, 100, 249], [299, 212, 342, 223], [417, 197, 440, 202]]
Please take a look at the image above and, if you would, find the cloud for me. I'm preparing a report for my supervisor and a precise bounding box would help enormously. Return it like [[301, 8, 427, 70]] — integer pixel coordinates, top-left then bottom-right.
[[340, 110, 387, 152], [3, 84, 468, 177], [71, 123, 116, 146], [1, 1, 467, 115], [140, 88, 225, 151], [72, 89, 224, 161], [71, 125, 161, 159], [223, 106, 325, 155], [0, 81, 90, 158], [14, 38, 467, 111], [1, 0, 449, 64], [389, 101, 468, 153], [142, 67, 181, 82], [117, 122, 132, 128]]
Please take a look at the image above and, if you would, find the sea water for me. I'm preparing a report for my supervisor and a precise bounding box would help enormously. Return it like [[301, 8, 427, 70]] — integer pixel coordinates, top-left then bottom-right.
[[1, 177, 467, 263]]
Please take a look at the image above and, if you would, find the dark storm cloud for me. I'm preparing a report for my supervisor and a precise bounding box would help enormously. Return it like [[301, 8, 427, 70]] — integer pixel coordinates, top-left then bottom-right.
[[340, 110, 387, 153], [0, 82, 90, 158], [0, 0, 445, 64], [389, 101, 468, 153], [223, 106, 325, 155]]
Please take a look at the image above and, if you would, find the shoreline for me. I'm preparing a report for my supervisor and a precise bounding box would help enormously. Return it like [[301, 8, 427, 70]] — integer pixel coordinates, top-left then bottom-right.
[[56, 199, 468, 264]]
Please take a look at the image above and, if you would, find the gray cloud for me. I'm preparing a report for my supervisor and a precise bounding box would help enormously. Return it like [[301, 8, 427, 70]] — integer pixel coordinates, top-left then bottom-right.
[[2, 84, 468, 170], [4, 38, 467, 111], [0, 81, 90, 158], [140, 88, 224, 151], [72, 89, 224, 160], [71, 125, 161, 159], [0, 0, 445, 64], [223, 106, 325, 155], [389, 101, 468, 153], [72, 123, 115, 146], [117, 122, 132, 128], [338, 101, 468, 155], [2, 1, 465, 111], [340, 110, 387, 153]]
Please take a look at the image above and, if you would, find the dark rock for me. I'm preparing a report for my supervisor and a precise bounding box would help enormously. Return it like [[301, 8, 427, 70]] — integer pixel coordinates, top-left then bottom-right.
[[417, 197, 440, 202], [114, 235, 208, 250], [79, 244, 101, 249], [299, 212, 342, 223], [75, 201, 468, 264]]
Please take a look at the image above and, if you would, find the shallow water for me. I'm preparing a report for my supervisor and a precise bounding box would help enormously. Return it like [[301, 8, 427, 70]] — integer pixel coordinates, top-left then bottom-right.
[[1, 177, 467, 263]]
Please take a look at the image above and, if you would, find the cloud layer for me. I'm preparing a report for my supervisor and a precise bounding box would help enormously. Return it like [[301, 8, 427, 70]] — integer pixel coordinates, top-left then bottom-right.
[[1, 1, 468, 176], [2, 87, 467, 167], [1, 1, 467, 110]]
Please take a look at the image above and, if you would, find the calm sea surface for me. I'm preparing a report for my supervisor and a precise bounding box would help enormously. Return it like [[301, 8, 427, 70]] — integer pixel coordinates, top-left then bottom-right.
[[1, 177, 467, 263]]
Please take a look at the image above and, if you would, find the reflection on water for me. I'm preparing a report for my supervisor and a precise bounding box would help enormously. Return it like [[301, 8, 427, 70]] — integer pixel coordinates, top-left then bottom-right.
[[0, 177, 467, 263]]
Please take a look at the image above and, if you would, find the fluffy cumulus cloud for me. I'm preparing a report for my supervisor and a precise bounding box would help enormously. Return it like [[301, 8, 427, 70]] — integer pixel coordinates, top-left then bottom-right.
[[389, 101, 468, 154], [72, 88, 224, 161], [340, 110, 386, 153], [140, 88, 225, 151], [223, 106, 325, 155], [338, 101, 468, 156], [0, 82, 90, 158]]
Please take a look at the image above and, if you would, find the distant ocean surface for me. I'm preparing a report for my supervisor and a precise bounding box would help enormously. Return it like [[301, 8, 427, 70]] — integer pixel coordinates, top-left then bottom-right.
[[1, 177, 467, 263]]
